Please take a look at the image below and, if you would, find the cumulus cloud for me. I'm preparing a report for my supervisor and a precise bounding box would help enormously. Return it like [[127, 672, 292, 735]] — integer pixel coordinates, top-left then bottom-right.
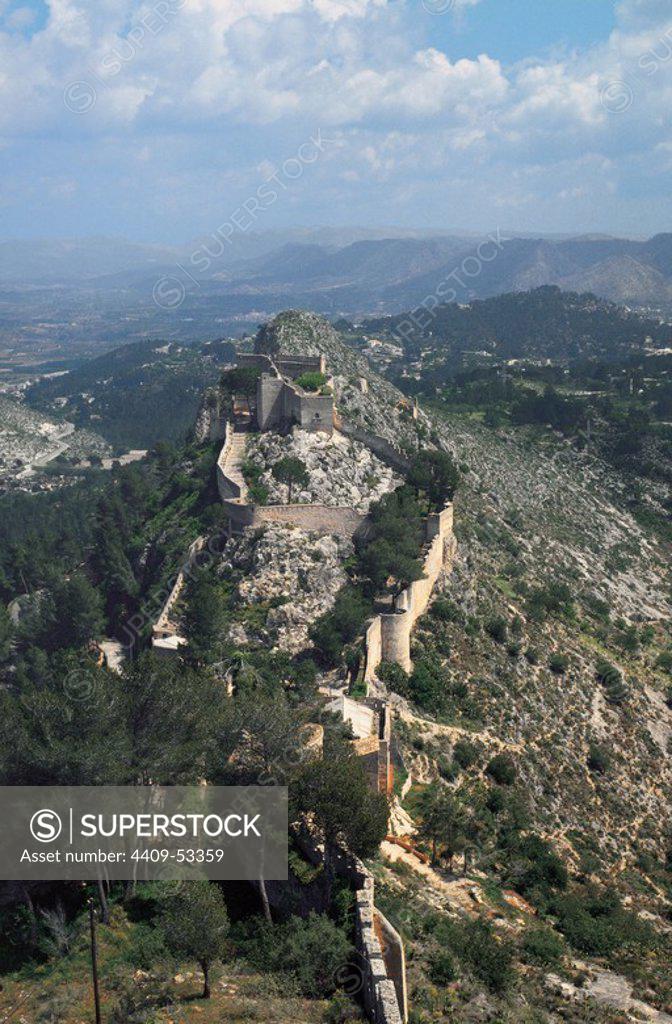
[[1, 0, 672, 234]]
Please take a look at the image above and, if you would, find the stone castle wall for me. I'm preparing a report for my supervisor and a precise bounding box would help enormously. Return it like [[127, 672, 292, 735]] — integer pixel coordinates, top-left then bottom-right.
[[217, 419, 366, 539], [295, 832, 406, 1024], [339, 853, 407, 1024], [151, 535, 206, 652], [365, 504, 455, 682], [216, 423, 242, 501], [223, 497, 365, 538], [336, 418, 411, 475], [241, 350, 334, 434]]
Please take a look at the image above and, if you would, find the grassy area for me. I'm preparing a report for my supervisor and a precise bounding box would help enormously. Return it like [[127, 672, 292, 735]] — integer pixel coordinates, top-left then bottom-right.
[[0, 906, 333, 1024]]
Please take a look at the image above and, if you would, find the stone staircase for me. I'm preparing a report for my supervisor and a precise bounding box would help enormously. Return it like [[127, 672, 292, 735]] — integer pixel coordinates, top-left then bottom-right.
[[224, 430, 248, 500]]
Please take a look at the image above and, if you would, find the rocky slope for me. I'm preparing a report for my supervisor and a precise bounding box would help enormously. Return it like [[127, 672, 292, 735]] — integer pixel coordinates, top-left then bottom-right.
[[241, 311, 672, 874], [408, 412, 672, 864], [219, 524, 352, 654], [204, 310, 672, 1022], [245, 428, 401, 512]]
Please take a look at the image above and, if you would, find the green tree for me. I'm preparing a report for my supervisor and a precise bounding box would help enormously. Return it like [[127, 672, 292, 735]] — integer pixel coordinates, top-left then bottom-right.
[[184, 570, 229, 664], [418, 784, 467, 867], [123, 652, 223, 784], [0, 603, 13, 666], [0, 655, 129, 787], [52, 574, 105, 650], [296, 371, 328, 392], [271, 457, 310, 503], [359, 537, 424, 598], [292, 737, 388, 893], [160, 882, 230, 998], [220, 367, 261, 413], [408, 450, 460, 511]]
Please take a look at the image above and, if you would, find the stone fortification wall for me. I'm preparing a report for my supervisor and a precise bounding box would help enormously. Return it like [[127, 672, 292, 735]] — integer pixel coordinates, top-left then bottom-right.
[[336, 418, 410, 475], [238, 351, 334, 433], [365, 504, 455, 682], [151, 535, 206, 650], [216, 423, 243, 501], [217, 421, 365, 539], [257, 374, 286, 432], [337, 853, 407, 1024], [288, 387, 334, 432], [294, 833, 406, 1024], [275, 354, 326, 377], [236, 352, 275, 372], [221, 495, 365, 539]]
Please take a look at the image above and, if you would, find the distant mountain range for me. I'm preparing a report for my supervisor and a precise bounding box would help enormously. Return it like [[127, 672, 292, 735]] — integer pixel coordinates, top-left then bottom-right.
[[221, 233, 672, 314], [3, 232, 672, 356]]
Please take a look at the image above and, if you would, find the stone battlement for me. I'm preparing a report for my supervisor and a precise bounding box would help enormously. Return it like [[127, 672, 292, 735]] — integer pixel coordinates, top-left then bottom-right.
[[364, 504, 456, 683], [294, 831, 407, 1024], [217, 420, 367, 539]]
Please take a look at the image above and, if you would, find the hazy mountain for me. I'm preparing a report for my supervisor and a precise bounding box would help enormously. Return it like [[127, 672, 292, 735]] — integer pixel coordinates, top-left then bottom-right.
[[0, 237, 181, 284], [384, 234, 672, 312]]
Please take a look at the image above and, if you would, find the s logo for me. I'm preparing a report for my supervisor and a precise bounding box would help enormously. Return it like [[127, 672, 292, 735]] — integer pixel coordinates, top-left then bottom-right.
[[30, 809, 63, 844]]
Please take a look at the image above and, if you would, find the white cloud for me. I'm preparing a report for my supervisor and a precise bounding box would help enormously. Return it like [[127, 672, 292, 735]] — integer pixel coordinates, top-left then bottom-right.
[[1, 0, 672, 235]]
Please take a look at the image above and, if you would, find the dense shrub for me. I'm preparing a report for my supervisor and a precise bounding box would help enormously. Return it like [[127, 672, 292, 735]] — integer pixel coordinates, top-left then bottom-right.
[[453, 739, 479, 770], [657, 650, 672, 675], [124, 923, 168, 969], [428, 949, 457, 985], [524, 646, 539, 665], [377, 661, 411, 697], [296, 371, 328, 392], [238, 913, 353, 998], [551, 889, 653, 957], [430, 598, 464, 624], [462, 919, 515, 992], [595, 659, 629, 705], [309, 587, 371, 667], [435, 917, 515, 992], [526, 582, 574, 621], [485, 616, 508, 644], [549, 653, 569, 674], [486, 754, 516, 786], [521, 927, 565, 967], [502, 833, 568, 903], [587, 743, 612, 775]]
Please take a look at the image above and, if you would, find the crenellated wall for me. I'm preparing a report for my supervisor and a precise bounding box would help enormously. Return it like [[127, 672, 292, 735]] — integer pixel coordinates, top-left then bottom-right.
[[365, 504, 456, 682], [340, 854, 407, 1024]]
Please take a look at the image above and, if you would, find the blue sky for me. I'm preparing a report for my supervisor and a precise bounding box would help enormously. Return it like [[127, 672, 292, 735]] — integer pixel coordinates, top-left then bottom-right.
[[1, 0, 671, 242]]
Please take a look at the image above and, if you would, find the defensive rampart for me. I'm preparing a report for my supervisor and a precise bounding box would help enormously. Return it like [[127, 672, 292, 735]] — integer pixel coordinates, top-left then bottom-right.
[[335, 417, 411, 475], [217, 421, 366, 539], [364, 504, 456, 681], [295, 832, 407, 1024], [151, 535, 206, 653]]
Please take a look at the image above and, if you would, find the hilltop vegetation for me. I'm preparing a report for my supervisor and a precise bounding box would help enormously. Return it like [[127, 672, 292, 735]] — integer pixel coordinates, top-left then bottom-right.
[[26, 338, 235, 449], [362, 286, 670, 372]]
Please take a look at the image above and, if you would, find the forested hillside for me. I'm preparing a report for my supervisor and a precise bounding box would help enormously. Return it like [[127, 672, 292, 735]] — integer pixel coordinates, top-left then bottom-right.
[[26, 338, 235, 449]]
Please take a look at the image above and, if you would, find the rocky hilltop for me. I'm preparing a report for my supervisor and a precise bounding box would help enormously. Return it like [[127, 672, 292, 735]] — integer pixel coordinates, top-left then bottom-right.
[[256, 309, 431, 453]]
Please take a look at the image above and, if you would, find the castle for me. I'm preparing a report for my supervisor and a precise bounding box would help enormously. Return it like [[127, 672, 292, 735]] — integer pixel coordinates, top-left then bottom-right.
[[236, 351, 335, 434], [149, 349, 458, 1024]]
